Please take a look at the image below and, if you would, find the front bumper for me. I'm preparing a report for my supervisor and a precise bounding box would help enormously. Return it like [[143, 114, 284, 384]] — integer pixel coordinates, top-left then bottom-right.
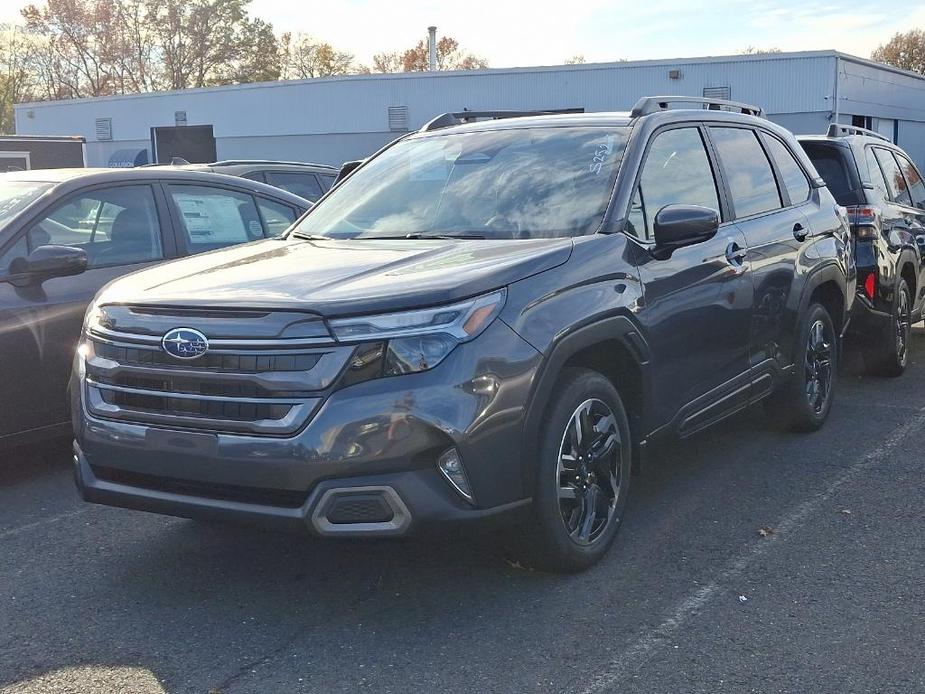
[[72, 319, 540, 536]]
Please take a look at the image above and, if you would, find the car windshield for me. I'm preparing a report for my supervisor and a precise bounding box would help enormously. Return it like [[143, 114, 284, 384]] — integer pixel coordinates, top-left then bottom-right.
[[0, 181, 52, 232], [292, 126, 630, 240]]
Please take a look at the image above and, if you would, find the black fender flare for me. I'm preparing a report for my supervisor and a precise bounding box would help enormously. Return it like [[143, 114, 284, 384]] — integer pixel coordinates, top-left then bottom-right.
[[797, 261, 849, 331], [895, 247, 920, 297], [519, 315, 652, 492]]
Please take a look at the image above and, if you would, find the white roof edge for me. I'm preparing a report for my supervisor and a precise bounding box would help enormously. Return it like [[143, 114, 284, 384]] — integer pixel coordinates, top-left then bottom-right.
[[16, 48, 920, 110]]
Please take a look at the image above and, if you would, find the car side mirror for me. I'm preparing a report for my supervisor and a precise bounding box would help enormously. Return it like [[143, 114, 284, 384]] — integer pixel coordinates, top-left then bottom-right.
[[9, 245, 88, 283], [333, 160, 363, 186], [653, 205, 719, 252]]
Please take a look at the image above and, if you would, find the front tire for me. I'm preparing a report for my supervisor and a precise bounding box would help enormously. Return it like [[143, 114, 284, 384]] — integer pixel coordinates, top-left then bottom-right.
[[765, 303, 837, 432], [864, 278, 911, 378], [520, 368, 632, 573]]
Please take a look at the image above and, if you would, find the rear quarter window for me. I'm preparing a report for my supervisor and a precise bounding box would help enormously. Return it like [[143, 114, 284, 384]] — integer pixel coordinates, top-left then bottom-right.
[[799, 142, 857, 206]]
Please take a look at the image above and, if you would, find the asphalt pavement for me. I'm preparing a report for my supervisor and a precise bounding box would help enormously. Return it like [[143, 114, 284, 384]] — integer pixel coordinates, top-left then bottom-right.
[[1, 332, 923, 694]]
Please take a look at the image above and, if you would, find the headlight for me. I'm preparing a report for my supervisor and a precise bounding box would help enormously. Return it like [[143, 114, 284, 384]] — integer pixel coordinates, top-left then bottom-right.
[[331, 289, 506, 377]]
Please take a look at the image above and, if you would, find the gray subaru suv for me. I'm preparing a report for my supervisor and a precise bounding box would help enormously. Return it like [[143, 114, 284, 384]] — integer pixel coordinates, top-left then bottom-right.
[[73, 98, 853, 572]]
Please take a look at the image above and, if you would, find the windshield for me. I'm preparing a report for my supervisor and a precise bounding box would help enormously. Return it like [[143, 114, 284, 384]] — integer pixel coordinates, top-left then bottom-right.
[[0, 181, 52, 232], [293, 126, 629, 240]]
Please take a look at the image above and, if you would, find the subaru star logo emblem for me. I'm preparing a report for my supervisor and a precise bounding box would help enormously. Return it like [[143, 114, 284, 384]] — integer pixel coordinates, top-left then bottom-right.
[[162, 328, 209, 360]]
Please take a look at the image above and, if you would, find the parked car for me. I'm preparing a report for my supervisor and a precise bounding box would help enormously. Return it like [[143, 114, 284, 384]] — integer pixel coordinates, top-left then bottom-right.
[[175, 160, 338, 202], [799, 125, 925, 376], [72, 98, 853, 572], [0, 167, 311, 450]]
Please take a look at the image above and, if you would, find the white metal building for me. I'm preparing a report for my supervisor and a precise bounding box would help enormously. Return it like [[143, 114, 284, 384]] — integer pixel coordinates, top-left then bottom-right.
[[13, 49, 925, 169]]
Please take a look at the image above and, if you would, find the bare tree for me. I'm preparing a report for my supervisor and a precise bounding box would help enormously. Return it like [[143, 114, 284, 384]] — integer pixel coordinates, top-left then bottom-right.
[[872, 29, 925, 75], [0, 25, 39, 132], [738, 46, 782, 55], [279, 33, 354, 79], [400, 36, 487, 71], [370, 51, 403, 74], [564, 55, 586, 64]]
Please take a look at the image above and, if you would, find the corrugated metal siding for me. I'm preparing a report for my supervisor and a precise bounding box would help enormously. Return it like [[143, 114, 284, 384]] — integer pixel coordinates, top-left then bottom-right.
[[837, 57, 925, 123], [15, 53, 836, 145]]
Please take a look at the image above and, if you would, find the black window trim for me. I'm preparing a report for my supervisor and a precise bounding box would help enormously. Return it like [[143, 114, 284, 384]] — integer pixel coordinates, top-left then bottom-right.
[[704, 123, 787, 222], [621, 122, 730, 245], [0, 181, 174, 280]]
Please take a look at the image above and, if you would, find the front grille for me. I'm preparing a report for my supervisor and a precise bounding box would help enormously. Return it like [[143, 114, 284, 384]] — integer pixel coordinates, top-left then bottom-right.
[[84, 307, 354, 436], [91, 465, 309, 508], [94, 341, 322, 373]]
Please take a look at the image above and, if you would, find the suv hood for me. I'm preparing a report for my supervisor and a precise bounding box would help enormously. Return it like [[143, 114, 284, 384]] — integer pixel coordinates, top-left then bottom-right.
[[96, 237, 573, 316]]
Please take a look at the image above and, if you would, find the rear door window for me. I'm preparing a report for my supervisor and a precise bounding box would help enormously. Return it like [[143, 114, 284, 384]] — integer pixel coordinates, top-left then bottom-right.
[[865, 148, 891, 201], [874, 148, 913, 206], [801, 142, 854, 205], [168, 185, 266, 250], [241, 171, 267, 184], [264, 171, 323, 201], [763, 135, 810, 205], [710, 127, 782, 218], [628, 127, 721, 241], [895, 153, 925, 210]]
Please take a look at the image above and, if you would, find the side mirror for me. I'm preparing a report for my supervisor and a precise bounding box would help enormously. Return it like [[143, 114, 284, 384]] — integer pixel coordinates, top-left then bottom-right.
[[10, 245, 88, 283], [333, 159, 364, 186], [653, 205, 719, 252]]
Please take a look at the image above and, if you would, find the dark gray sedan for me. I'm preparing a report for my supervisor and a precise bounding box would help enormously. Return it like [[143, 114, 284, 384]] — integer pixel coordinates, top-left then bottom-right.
[[0, 167, 311, 449]]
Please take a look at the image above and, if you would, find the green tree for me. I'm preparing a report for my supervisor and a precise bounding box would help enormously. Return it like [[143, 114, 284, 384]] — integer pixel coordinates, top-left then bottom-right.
[[872, 29, 925, 75]]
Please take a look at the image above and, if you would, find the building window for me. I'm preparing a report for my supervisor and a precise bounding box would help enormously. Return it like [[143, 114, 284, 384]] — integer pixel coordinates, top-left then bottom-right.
[[851, 115, 872, 130]]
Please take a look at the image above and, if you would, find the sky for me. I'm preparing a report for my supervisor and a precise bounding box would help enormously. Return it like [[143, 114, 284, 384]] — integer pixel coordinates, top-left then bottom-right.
[[3, 0, 924, 68], [248, 0, 925, 67]]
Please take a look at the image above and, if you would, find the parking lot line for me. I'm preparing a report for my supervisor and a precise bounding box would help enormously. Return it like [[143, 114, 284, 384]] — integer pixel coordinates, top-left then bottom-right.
[[0, 508, 89, 542], [580, 406, 925, 694]]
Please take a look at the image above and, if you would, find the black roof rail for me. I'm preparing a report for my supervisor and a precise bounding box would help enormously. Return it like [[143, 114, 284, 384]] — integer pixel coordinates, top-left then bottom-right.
[[420, 108, 585, 132], [211, 159, 338, 169], [630, 96, 763, 118], [825, 123, 889, 141]]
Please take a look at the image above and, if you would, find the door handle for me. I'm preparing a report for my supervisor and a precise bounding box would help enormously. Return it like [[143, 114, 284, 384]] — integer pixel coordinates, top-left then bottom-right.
[[725, 241, 747, 266], [793, 223, 808, 241]]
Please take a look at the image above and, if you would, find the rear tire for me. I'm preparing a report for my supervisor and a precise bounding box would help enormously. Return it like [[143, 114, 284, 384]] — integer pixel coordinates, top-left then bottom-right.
[[863, 278, 911, 378], [765, 303, 837, 432], [517, 368, 632, 573]]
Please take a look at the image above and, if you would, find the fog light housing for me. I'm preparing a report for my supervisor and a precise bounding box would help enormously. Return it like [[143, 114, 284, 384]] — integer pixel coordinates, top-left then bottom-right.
[[437, 448, 474, 504]]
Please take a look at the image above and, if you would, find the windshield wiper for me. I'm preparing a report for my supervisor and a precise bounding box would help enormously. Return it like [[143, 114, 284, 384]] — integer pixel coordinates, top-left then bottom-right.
[[292, 232, 487, 241], [291, 233, 330, 240], [404, 233, 486, 240]]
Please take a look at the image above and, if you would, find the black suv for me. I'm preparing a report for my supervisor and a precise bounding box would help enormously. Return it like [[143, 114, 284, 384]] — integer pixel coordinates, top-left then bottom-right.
[[72, 97, 854, 572], [799, 125, 925, 375], [177, 161, 338, 202]]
